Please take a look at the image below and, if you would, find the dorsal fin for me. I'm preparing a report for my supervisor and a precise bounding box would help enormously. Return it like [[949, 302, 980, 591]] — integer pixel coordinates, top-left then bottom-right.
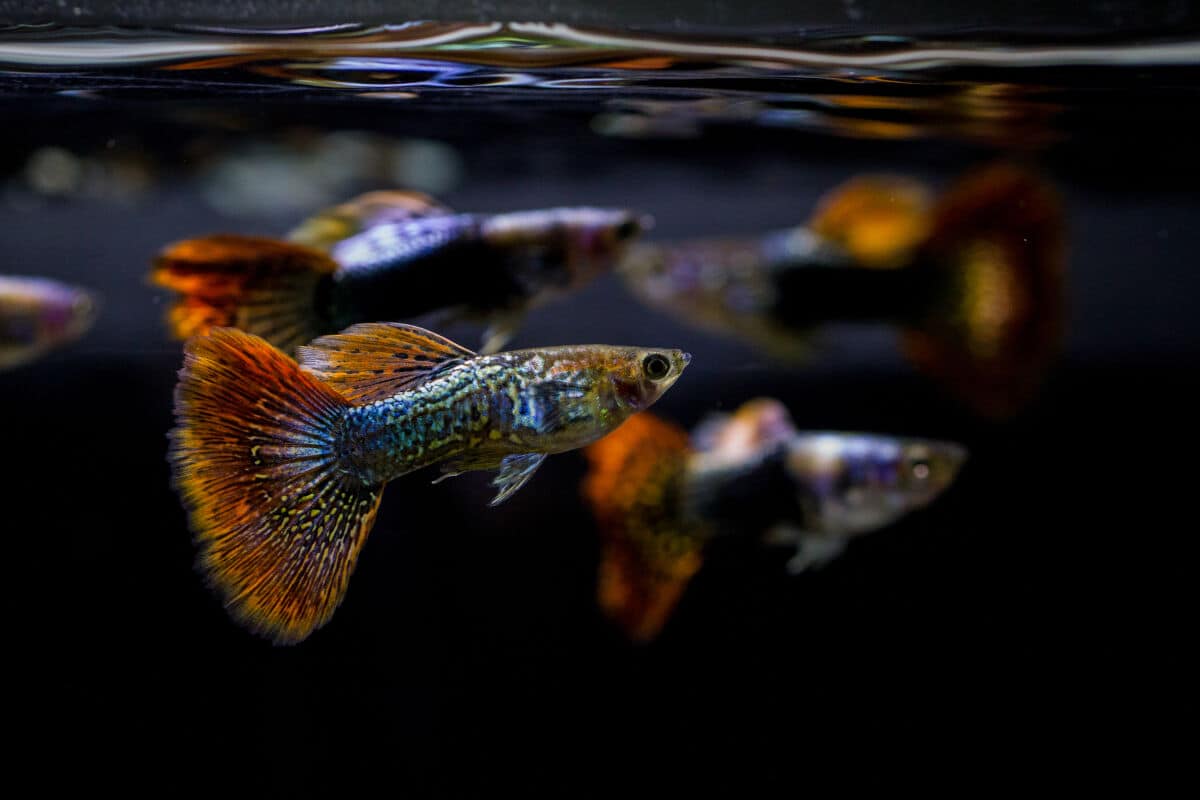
[[287, 190, 452, 251], [296, 322, 476, 403]]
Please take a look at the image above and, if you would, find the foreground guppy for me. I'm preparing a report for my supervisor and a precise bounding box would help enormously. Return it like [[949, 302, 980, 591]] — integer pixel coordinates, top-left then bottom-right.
[[0, 276, 97, 370], [619, 164, 1064, 417], [151, 190, 648, 355], [583, 399, 965, 641], [170, 322, 689, 643]]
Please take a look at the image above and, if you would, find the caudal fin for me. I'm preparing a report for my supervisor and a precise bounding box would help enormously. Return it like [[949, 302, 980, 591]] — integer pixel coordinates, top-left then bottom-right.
[[150, 235, 337, 354], [170, 328, 383, 644], [583, 414, 705, 643], [904, 164, 1065, 417]]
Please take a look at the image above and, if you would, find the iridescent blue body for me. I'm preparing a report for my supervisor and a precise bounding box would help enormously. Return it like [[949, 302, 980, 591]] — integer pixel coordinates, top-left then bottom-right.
[[297, 334, 691, 497], [337, 348, 621, 484], [325, 207, 648, 352]]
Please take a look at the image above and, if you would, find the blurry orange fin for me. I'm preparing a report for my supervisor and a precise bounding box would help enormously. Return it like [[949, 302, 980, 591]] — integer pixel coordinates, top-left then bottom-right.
[[584, 413, 706, 642], [287, 190, 451, 251], [905, 164, 1065, 418], [150, 234, 337, 354], [597, 539, 703, 643], [808, 175, 933, 269], [170, 327, 382, 644], [297, 322, 476, 404]]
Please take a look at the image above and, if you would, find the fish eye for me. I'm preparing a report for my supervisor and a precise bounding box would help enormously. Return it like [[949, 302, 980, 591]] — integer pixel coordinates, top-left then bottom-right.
[[615, 219, 640, 241], [910, 459, 932, 480], [642, 353, 671, 381]]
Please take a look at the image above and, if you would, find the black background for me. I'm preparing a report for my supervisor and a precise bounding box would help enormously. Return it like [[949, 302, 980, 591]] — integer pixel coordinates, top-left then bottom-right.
[[3, 62, 1195, 791]]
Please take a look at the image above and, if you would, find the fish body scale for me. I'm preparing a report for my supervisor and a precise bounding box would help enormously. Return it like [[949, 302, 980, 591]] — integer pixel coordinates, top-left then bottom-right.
[[337, 355, 532, 484]]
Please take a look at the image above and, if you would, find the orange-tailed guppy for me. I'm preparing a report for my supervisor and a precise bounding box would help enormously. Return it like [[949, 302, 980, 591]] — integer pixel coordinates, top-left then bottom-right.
[[584, 399, 965, 642], [170, 321, 690, 644], [151, 190, 649, 355], [618, 165, 1064, 418]]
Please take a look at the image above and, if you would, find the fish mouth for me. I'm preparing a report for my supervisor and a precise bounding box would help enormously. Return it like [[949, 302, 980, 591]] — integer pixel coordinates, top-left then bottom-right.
[[944, 444, 969, 479]]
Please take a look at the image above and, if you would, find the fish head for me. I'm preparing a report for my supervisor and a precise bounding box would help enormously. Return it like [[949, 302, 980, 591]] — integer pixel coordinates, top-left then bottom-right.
[[485, 207, 651, 296], [604, 347, 692, 415], [39, 286, 97, 346], [556, 207, 651, 281], [516, 345, 690, 452], [0, 277, 97, 363], [785, 433, 966, 535], [890, 438, 968, 508]]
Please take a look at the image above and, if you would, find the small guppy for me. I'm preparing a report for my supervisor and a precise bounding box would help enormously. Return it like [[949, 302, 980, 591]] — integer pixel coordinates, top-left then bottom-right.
[[170, 321, 690, 644], [151, 189, 649, 356], [583, 399, 965, 642], [618, 164, 1064, 418], [0, 276, 97, 370]]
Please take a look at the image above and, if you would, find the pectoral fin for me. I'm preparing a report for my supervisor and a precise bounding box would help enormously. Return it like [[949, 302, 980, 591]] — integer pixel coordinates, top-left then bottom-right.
[[489, 453, 547, 506], [785, 537, 846, 574], [521, 381, 587, 435]]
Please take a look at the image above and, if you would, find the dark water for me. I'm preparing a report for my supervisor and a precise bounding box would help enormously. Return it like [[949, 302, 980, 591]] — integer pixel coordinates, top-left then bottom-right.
[[2, 22, 1192, 790]]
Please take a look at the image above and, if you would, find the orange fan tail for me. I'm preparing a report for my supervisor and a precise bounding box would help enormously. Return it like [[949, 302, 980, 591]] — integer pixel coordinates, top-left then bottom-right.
[[169, 328, 382, 644], [584, 413, 706, 642], [150, 234, 337, 354], [905, 164, 1066, 417]]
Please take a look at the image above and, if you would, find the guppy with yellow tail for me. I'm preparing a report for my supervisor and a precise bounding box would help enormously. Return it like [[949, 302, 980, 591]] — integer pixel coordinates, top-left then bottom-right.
[[170, 322, 690, 645]]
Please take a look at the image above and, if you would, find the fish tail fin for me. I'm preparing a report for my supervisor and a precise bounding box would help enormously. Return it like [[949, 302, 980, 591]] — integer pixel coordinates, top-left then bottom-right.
[[808, 175, 935, 269], [905, 164, 1066, 417], [583, 414, 704, 643], [170, 328, 383, 644], [149, 235, 338, 354]]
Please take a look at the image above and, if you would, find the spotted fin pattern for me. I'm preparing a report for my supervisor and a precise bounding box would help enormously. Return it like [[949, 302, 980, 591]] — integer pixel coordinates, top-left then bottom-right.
[[296, 322, 476, 404], [169, 328, 383, 644]]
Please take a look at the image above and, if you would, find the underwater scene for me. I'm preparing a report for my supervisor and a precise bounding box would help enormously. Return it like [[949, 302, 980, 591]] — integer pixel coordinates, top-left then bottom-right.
[[3, 3, 1194, 791]]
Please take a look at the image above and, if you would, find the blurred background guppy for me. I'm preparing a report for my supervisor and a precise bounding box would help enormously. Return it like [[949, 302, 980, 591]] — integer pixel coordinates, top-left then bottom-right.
[[0, 276, 97, 370], [619, 164, 1065, 418], [151, 190, 647, 355], [583, 398, 966, 642]]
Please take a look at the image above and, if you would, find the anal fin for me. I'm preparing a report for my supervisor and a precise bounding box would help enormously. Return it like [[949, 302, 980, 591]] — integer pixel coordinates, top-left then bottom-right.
[[431, 451, 506, 484], [489, 453, 547, 506]]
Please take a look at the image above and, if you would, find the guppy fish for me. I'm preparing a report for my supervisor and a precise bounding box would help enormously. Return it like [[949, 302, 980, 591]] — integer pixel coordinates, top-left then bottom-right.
[[171, 322, 690, 644], [583, 399, 965, 642], [0, 276, 97, 370], [697, 407, 966, 574], [618, 164, 1064, 418], [152, 189, 648, 356]]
